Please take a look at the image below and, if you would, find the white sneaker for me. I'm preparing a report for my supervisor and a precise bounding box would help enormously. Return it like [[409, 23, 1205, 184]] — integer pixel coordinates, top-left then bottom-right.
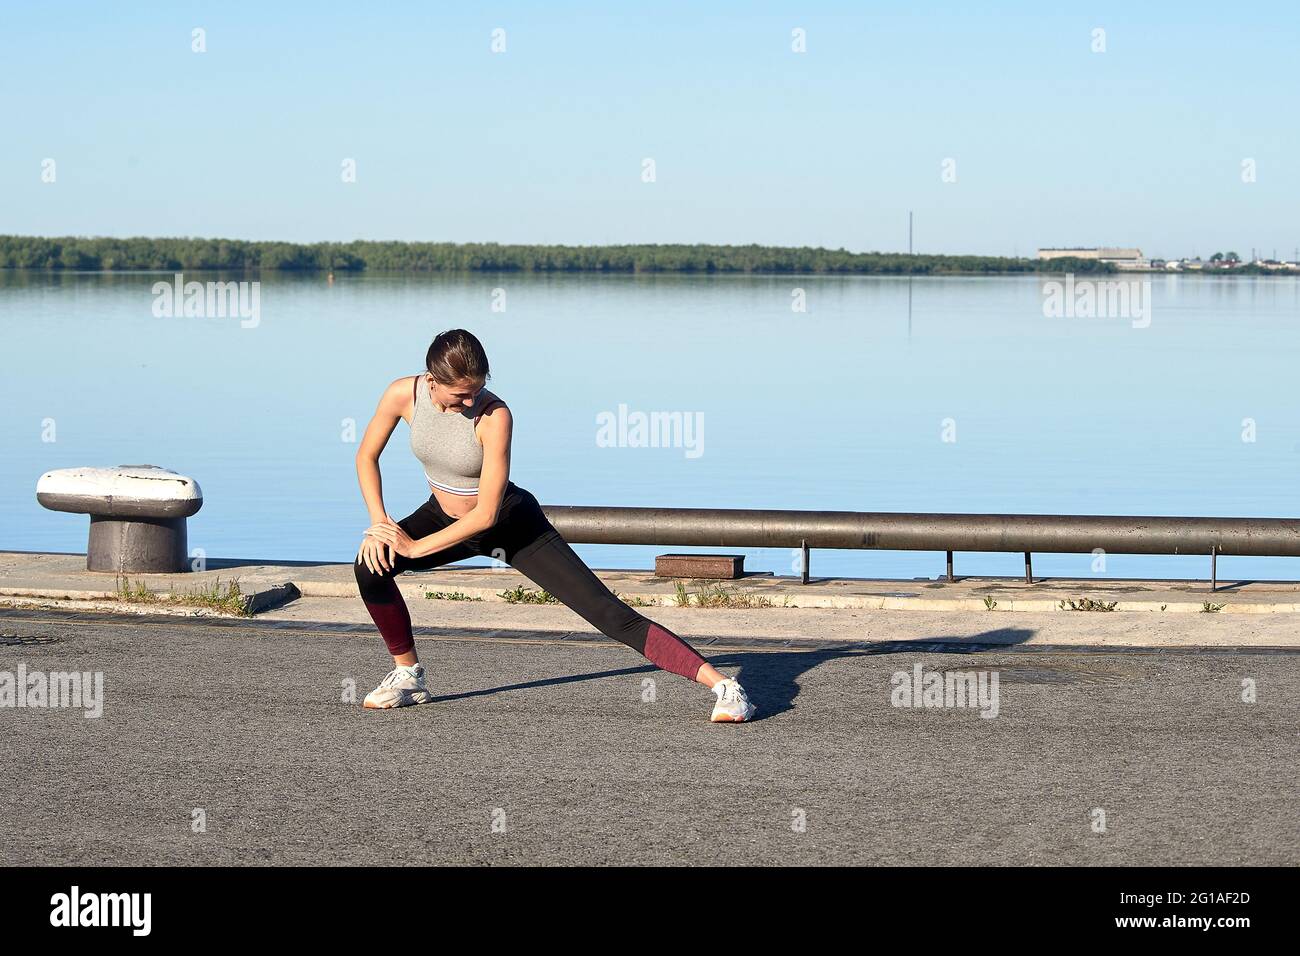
[[363, 663, 433, 709], [710, 677, 756, 723]]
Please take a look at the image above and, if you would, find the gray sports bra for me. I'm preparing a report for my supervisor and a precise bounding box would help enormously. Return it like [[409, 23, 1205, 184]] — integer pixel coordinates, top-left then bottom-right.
[[408, 374, 506, 497]]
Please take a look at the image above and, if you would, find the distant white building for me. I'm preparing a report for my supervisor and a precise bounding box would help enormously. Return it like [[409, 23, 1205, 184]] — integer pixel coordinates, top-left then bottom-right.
[[1037, 247, 1149, 270]]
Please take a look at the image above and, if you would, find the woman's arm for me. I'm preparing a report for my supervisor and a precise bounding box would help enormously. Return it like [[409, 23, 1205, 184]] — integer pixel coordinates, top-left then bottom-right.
[[354, 377, 410, 522], [470, 403, 513, 528], [400, 403, 514, 559]]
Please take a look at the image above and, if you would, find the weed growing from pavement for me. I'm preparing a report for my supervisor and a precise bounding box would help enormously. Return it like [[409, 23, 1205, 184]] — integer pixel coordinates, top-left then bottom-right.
[[423, 590, 483, 601], [114, 574, 248, 615], [499, 585, 560, 604], [1059, 597, 1119, 612], [671, 580, 782, 608]]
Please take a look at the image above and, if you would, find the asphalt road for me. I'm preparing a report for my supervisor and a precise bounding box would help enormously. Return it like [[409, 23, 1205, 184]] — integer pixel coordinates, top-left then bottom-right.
[[1, 609, 1296, 866]]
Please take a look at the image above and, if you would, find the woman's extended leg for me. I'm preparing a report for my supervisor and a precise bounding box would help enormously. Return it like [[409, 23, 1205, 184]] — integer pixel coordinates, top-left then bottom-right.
[[505, 526, 718, 682], [480, 487, 732, 690]]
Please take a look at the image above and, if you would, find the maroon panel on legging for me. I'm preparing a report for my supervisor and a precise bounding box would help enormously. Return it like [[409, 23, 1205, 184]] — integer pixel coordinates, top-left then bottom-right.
[[643, 622, 706, 680], [363, 599, 414, 656]]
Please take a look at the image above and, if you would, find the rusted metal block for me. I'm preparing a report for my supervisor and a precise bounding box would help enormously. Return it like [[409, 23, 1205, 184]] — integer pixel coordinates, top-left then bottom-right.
[[654, 554, 745, 580]]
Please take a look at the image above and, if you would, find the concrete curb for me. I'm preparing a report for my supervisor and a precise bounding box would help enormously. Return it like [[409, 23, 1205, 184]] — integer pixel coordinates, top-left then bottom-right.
[[285, 579, 1300, 613], [4, 579, 1300, 616], [0, 581, 301, 615], [3, 549, 1299, 616], [5, 592, 1289, 621]]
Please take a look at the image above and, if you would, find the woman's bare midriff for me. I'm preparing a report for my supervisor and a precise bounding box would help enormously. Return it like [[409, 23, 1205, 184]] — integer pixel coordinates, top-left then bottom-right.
[[432, 487, 477, 519], [405, 375, 488, 520]]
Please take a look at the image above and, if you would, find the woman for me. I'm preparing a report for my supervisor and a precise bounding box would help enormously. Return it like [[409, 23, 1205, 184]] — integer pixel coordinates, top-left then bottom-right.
[[353, 329, 756, 722]]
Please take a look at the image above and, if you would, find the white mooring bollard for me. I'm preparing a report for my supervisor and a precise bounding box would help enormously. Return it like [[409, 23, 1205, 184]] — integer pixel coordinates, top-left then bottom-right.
[[36, 464, 204, 573]]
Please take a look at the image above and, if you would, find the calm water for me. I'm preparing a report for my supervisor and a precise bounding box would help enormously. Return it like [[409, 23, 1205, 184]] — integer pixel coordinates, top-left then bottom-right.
[[2, 271, 1298, 581]]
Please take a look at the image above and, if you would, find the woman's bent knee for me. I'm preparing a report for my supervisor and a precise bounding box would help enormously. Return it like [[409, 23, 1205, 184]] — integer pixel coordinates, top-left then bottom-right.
[[354, 557, 397, 599]]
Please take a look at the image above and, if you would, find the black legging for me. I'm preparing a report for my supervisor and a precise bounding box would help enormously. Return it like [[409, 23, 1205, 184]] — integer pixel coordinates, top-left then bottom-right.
[[354, 481, 708, 680]]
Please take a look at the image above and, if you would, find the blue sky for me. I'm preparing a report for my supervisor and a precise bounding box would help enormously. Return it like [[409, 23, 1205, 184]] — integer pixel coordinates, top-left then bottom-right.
[[2, 1, 1297, 259]]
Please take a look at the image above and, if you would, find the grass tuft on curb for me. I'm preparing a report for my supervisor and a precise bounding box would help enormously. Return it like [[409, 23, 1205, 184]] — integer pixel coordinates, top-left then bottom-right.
[[499, 585, 559, 604], [1059, 597, 1119, 612], [671, 579, 787, 608], [423, 590, 483, 601], [114, 574, 249, 616]]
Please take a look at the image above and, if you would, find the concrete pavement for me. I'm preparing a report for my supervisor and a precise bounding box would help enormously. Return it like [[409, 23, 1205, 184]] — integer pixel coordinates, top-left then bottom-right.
[[0, 604, 1296, 866], [1, 548, 1296, 865]]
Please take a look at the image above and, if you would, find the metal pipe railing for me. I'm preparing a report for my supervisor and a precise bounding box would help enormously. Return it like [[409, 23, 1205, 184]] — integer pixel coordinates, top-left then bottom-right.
[[538, 506, 1300, 590]]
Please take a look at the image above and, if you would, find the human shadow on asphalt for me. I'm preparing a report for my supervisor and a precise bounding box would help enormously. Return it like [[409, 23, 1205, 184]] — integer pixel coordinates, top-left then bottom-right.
[[429, 627, 1034, 722], [710, 627, 1033, 719]]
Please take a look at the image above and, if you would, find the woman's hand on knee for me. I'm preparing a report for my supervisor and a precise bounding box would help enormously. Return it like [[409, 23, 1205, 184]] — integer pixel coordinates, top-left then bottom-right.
[[363, 517, 420, 560], [356, 533, 394, 575]]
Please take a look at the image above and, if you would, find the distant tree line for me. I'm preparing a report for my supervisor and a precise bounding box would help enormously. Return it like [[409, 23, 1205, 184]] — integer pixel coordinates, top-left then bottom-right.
[[0, 235, 1119, 275]]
